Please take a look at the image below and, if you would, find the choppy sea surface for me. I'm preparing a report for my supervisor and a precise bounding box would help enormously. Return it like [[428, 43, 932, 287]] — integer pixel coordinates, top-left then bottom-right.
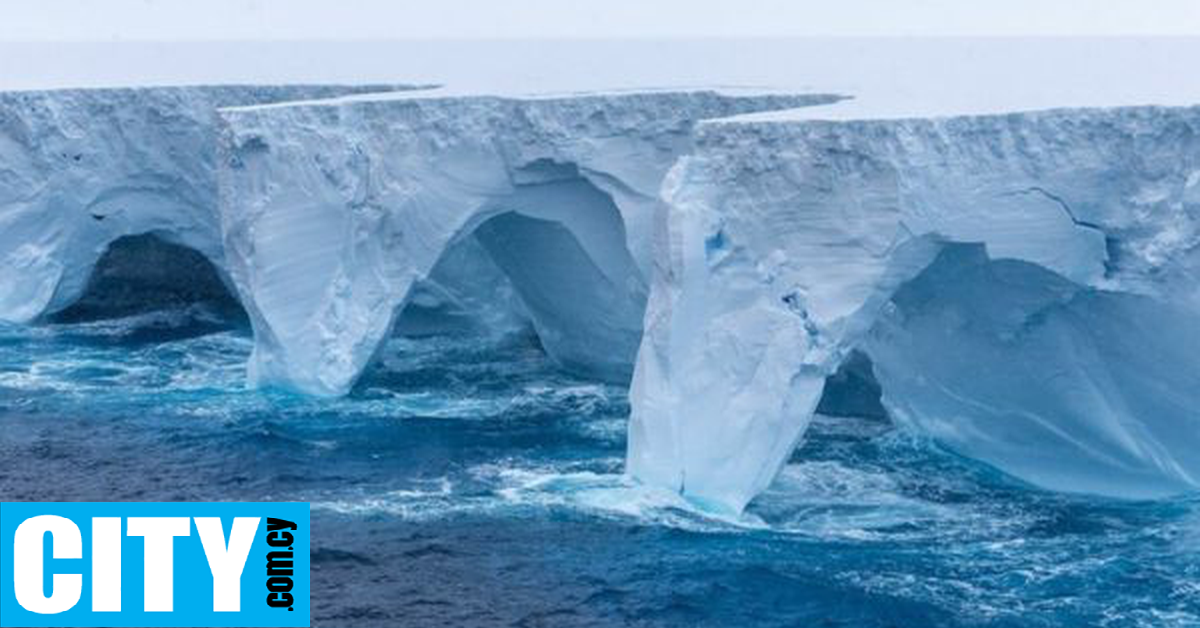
[[1, 305, 1198, 627]]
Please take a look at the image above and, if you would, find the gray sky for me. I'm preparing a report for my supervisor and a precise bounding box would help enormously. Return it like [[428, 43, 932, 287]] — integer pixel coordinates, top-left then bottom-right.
[[3, 0, 1200, 41]]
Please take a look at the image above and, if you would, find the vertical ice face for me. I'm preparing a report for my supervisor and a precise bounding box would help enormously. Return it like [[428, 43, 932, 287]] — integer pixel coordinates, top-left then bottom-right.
[[630, 106, 1200, 512], [0, 85, 418, 324], [215, 90, 837, 396]]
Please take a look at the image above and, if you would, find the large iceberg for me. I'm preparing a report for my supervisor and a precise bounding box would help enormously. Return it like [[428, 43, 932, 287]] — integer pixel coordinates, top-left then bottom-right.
[[3, 82, 1199, 515], [630, 105, 1200, 511], [215, 89, 835, 396], [0, 85, 418, 324]]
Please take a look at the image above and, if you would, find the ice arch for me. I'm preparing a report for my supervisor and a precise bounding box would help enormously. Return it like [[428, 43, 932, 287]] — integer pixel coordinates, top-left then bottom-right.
[[1, 183, 224, 323], [0, 85, 419, 324], [216, 90, 834, 396], [630, 105, 1200, 512], [402, 173, 646, 383], [225, 154, 648, 395], [387, 175, 646, 382]]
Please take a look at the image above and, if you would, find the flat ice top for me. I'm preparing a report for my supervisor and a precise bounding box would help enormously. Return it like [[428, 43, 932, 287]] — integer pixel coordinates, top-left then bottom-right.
[[3, 38, 1200, 119], [217, 85, 811, 113]]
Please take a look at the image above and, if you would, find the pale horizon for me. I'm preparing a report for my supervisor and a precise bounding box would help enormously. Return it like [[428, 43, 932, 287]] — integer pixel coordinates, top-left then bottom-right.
[[3, 0, 1200, 42]]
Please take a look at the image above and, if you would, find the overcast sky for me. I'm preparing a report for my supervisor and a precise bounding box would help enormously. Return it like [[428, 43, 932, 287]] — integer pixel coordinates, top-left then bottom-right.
[[3, 0, 1200, 41]]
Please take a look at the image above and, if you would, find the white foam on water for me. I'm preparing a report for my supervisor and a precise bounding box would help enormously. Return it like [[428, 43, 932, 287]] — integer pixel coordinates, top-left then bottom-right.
[[308, 450, 1025, 542]]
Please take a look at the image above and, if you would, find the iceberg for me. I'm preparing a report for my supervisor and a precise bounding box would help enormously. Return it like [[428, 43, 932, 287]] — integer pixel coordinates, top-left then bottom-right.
[[629, 105, 1200, 511], [3, 81, 1199, 515]]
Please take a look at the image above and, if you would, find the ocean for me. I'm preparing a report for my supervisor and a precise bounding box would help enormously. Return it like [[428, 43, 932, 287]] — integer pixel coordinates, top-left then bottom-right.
[[2, 301, 1197, 627]]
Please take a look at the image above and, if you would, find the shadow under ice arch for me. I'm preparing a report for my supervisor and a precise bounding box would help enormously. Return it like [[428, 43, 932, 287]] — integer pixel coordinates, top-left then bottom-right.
[[471, 174, 646, 382], [49, 232, 244, 324]]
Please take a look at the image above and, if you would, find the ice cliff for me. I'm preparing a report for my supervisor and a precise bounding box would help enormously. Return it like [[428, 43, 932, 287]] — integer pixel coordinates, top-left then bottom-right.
[[630, 105, 1200, 511], [0, 85, 416, 324], [215, 90, 834, 396], [3, 84, 1199, 514]]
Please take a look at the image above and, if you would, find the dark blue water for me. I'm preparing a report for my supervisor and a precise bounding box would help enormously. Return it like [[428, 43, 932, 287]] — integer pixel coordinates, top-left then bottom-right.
[[1, 305, 1198, 627]]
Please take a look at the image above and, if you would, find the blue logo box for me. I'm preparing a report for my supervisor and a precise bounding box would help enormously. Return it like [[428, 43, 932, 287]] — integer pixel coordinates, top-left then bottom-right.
[[0, 502, 309, 627]]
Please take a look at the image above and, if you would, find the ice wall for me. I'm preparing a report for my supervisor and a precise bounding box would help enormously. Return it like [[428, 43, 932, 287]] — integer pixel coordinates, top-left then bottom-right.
[[216, 90, 836, 396], [630, 105, 1200, 512], [0, 85, 417, 324]]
